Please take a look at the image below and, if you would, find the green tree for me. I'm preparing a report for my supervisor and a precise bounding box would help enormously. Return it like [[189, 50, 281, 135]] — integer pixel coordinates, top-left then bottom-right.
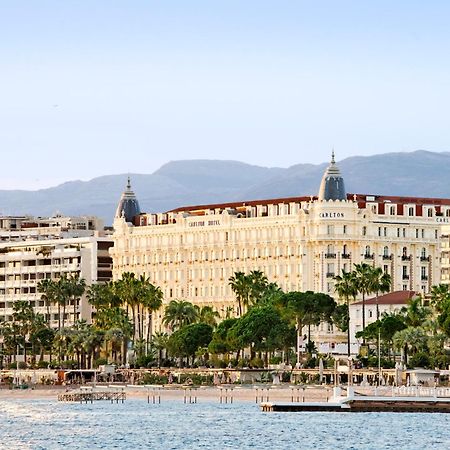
[[353, 263, 374, 344], [163, 300, 199, 331], [334, 270, 357, 356]]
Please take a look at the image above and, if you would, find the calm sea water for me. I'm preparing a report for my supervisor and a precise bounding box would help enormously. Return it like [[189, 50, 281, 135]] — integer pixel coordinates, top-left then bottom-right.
[[0, 398, 447, 450]]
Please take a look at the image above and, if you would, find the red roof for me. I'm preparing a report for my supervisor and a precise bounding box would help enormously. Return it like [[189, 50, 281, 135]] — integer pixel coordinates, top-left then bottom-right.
[[353, 290, 416, 306], [166, 193, 450, 214]]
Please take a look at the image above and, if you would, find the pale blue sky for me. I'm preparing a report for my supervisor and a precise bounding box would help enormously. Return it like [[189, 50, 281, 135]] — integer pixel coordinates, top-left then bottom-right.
[[1, 1, 450, 189]]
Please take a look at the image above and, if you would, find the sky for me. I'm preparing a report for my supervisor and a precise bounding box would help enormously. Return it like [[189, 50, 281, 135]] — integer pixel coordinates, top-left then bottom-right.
[[1, 1, 450, 190]]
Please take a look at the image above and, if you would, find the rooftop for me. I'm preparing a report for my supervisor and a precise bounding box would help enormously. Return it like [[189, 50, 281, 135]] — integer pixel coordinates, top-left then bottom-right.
[[352, 290, 417, 306]]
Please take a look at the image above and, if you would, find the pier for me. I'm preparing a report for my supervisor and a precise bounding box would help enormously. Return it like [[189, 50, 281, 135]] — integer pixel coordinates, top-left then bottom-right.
[[260, 386, 450, 413], [58, 387, 126, 403]]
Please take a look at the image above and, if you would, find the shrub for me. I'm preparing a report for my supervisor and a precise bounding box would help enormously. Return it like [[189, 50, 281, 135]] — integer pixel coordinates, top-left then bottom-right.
[[141, 373, 168, 385], [93, 358, 108, 368], [409, 352, 431, 369], [249, 357, 264, 368], [37, 360, 49, 369], [269, 356, 282, 365]]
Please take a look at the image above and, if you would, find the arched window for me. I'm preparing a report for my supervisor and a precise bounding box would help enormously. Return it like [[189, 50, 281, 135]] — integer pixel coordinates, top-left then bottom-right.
[[402, 246, 407, 257], [421, 247, 427, 258], [343, 244, 347, 254], [365, 245, 371, 256], [327, 244, 334, 254], [383, 246, 389, 257]]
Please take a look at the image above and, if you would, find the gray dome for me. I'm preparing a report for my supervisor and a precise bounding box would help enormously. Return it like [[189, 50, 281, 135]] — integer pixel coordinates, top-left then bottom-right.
[[115, 177, 141, 222], [318, 152, 347, 201]]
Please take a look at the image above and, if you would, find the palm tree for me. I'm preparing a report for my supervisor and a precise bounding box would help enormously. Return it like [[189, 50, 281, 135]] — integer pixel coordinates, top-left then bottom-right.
[[353, 263, 374, 343], [197, 306, 220, 327], [163, 300, 199, 331], [115, 272, 140, 339], [401, 296, 430, 328], [37, 279, 56, 324], [430, 284, 450, 313], [152, 331, 169, 367], [66, 275, 86, 323], [369, 267, 391, 319], [334, 270, 358, 356], [393, 326, 428, 365], [141, 279, 163, 352], [248, 270, 269, 305], [229, 272, 247, 316]]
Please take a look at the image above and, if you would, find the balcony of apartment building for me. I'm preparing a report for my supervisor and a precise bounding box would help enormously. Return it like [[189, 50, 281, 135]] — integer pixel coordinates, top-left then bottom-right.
[[421, 275, 429, 281], [363, 253, 374, 260], [326, 272, 335, 278], [382, 254, 393, 261], [402, 274, 410, 280], [420, 256, 430, 262], [401, 255, 411, 261], [341, 252, 351, 259], [324, 252, 336, 259]]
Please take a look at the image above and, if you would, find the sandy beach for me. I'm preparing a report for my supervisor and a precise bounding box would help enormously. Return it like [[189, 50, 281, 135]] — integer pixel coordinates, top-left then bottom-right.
[[0, 384, 337, 403]]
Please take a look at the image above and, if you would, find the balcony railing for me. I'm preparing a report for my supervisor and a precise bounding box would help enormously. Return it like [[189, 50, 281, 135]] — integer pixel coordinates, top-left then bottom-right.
[[382, 255, 392, 260], [421, 275, 428, 281], [326, 272, 336, 278], [364, 253, 374, 260], [401, 255, 411, 261], [420, 256, 430, 262], [402, 274, 410, 280], [341, 253, 351, 259], [325, 253, 336, 259]]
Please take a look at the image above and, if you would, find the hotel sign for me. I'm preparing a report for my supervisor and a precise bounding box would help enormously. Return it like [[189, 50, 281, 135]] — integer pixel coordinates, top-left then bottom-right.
[[436, 217, 450, 223], [189, 219, 221, 227], [319, 212, 345, 218]]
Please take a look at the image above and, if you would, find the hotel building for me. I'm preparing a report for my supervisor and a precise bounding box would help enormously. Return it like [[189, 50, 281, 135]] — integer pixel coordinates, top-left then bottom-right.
[[111, 155, 448, 339], [0, 214, 113, 327]]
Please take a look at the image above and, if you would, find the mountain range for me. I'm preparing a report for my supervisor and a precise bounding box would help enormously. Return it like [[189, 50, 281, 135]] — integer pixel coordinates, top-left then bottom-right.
[[1, 150, 449, 224]]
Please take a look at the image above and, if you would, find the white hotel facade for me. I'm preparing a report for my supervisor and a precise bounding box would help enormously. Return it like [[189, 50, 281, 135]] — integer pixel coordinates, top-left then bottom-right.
[[111, 156, 448, 340]]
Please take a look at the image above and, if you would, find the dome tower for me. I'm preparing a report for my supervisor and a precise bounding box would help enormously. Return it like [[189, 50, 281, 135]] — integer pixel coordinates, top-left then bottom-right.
[[318, 152, 347, 201], [115, 177, 141, 222]]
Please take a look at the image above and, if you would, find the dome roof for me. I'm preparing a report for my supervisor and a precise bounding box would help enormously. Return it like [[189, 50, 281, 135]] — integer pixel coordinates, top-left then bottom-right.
[[318, 152, 347, 201], [115, 177, 141, 222]]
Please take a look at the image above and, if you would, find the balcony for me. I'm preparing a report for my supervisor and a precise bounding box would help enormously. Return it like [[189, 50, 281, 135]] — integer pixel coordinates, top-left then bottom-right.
[[420, 256, 430, 262], [341, 253, 351, 259], [326, 272, 335, 278], [382, 255, 392, 260], [325, 253, 336, 259], [421, 275, 428, 281], [364, 253, 374, 260], [402, 274, 410, 280], [401, 255, 411, 261]]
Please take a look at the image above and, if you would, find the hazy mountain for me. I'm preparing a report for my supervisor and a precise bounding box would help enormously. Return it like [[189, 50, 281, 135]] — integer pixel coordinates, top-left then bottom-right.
[[0, 150, 449, 224]]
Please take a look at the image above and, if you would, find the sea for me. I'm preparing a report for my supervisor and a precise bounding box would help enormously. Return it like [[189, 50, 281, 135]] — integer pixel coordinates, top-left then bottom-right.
[[0, 398, 447, 449]]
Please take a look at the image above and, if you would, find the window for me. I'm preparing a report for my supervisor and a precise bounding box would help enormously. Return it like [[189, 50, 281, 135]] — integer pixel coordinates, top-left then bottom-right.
[[327, 225, 334, 235], [343, 225, 347, 234], [416, 229, 419, 238], [383, 246, 389, 257], [421, 248, 426, 258], [408, 207, 414, 216], [383, 265, 388, 273], [402, 247, 407, 257], [422, 229, 425, 238], [428, 208, 433, 217], [446, 210, 450, 217], [397, 228, 400, 237], [365, 245, 371, 256], [403, 285, 408, 291], [390, 206, 396, 215], [362, 226, 367, 236], [378, 227, 381, 237]]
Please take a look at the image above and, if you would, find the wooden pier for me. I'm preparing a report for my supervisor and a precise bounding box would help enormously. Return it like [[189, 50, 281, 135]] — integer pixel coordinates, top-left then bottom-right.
[[261, 386, 450, 413], [58, 388, 126, 403]]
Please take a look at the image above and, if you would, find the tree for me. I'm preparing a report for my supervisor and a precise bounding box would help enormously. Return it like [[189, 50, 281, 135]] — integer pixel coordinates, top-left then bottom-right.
[[197, 306, 220, 327], [163, 300, 199, 331], [66, 274, 86, 323], [208, 318, 239, 356], [229, 272, 247, 317], [167, 322, 213, 365], [334, 270, 357, 356], [430, 284, 450, 313], [353, 263, 374, 344], [393, 326, 428, 365]]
